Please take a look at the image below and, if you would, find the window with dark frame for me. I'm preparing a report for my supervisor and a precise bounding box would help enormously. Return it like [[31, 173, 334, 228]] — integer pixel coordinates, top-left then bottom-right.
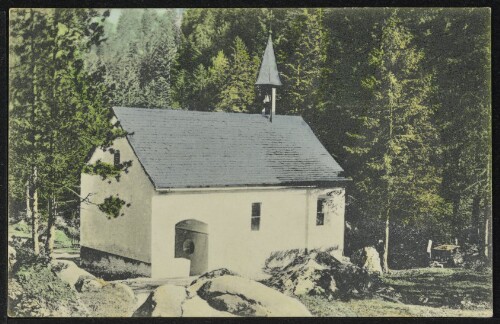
[[251, 202, 261, 231], [114, 150, 120, 167], [316, 198, 325, 226]]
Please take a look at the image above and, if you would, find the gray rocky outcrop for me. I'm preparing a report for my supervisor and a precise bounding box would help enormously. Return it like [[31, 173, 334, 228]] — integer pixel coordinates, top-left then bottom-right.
[[351, 246, 383, 274], [133, 284, 186, 317]]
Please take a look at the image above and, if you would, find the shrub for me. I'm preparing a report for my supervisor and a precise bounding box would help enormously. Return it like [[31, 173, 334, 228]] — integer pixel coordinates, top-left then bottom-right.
[[8, 262, 88, 317], [9, 237, 50, 272]]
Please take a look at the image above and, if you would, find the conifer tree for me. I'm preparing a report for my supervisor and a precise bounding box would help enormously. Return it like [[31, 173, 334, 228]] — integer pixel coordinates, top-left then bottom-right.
[[216, 37, 257, 112], [345, 11, 446, 272]]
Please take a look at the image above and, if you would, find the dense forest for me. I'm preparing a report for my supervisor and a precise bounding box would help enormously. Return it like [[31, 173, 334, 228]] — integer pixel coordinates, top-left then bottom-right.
[[9, 8, 491, 270]]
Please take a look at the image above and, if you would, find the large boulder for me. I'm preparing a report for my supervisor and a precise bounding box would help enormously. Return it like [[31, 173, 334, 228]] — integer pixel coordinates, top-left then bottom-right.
[[52, 260, 96, 289], [351, 247, 383, 275], [75, 276, 104, 293], [263, 250, 384, 300], [79, 282, 136, 317], [187, 268, 237, 298], [197, 275, 311, 317], [181, 295, 236, 317], [133, 284, 186, 317]]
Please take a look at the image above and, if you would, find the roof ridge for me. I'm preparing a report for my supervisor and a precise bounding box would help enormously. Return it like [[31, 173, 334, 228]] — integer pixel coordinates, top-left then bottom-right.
[[112, 106, 304, 118]]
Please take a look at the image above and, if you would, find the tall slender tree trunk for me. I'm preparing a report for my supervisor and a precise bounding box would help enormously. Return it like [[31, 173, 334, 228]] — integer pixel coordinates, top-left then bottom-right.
[[45, 195, 56, 255], [484, 203, 492, 262], [383, 208, 390, 273], [452, 196, 461, 244], [470, 194, 481, 244], [26, 177, 39, 255], [33, 168, 40, 254], [27, 8, 40, 255], [45, 8, 59, 257]]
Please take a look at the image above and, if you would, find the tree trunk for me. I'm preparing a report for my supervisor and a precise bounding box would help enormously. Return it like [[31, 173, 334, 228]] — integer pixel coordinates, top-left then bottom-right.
[[482, 200, 492, 262], [470, 195, 481, 244], [26, 170, 40, 255], [33, 169, 40, 255], [45, 196, 56, 256], [383, 209, 390, 273], [452, 197, 460, 244]]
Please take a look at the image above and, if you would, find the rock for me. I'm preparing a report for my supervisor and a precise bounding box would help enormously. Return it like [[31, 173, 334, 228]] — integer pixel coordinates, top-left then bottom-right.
[[106, 282, 136, 302], [264, 250, 385, 300], [79, 281, 136, 317], [351, 247, 383, 275], [134, 284, 186, 317], [181, 295, 236, 317], [187, 268, 237, 298], [209, 293, 268, 316], [264, 253, 338, 298], [8, 245, 16, 273], [52, 260, 96, 289], [75, 276, 104, 293], [198, 275, 311, 316]]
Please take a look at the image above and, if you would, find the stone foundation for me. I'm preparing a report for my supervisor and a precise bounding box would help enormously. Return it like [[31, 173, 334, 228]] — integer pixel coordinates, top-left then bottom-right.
[[80, 246, 151, 279]]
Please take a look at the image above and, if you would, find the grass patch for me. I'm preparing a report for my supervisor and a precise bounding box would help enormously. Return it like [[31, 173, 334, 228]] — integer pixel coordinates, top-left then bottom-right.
[[8, 221, 77, 250], [382, 268, 492, 310], [9, 222, 31, 239], [298, 295, 492, 317], [54, 229, 74, 248], [298, 267, 492, 317]]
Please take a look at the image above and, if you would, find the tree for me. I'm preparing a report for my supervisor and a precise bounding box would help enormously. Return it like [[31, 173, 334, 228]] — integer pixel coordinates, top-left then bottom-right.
[[9, 8, 128, 256], [9, 9, 52, 254], [216, 37, 257, 112], [92, 9, 179, 108], [418, 9, 491, 256], [345, 11, 446, 272], [279, 9, 330, 119]]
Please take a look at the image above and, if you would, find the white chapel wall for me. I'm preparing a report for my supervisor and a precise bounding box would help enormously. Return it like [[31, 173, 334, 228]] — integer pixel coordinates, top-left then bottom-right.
[[80, 137, 154, 263], [150, 186, 345, 279]]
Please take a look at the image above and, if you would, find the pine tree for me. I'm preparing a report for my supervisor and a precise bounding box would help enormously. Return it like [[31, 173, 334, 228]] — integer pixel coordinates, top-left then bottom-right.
[[279, 9, 330, 118], [9, 9, 52, 255], [345, 11, 445, 272], [216, 37, 257, 112], [9, 8, 126, 255]]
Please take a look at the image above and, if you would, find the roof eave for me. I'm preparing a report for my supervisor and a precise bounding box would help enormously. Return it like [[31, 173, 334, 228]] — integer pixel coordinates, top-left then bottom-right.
[[154, 178, 351, 192]]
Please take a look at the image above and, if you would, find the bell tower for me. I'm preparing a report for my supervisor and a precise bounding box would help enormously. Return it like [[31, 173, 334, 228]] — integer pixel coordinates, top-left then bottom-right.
[[255, 32, 282, 122]]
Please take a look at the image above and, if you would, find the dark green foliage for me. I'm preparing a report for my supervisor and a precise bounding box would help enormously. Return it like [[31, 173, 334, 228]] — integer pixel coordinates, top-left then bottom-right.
[[9, 263, 85, 317], [82, 159, 132, 181], [98, 195, 128, 219], [90, 9, 179, 108], [9, 9, 133, 253], [10, 237, 51, 271]]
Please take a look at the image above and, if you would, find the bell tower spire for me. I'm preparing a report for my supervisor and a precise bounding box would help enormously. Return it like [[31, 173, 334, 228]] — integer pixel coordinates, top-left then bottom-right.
[[256, 32, 282, 122]]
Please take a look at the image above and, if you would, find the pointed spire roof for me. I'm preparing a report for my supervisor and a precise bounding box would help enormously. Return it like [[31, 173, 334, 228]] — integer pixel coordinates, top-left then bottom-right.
[[256, 34, 282, 86]]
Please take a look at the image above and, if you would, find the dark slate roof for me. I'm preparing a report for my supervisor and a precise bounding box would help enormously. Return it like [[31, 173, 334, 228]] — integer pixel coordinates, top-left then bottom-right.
[[255, 35, 282, 86], [113, 107, 346, 189]]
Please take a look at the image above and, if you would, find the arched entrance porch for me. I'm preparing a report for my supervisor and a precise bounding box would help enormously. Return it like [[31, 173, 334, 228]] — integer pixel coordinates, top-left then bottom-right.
[[174, 219, 208, 276]]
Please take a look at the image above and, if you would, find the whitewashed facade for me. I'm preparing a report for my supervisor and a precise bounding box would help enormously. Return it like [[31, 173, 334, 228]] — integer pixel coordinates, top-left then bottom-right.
[[80, 108, 348, 279]]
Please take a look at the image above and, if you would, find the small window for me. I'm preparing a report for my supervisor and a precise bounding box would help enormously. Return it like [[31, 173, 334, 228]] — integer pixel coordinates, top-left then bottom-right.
[[316, 198, 325, 226], [114, 150, 120, 166], [251, 203, 261, 231]]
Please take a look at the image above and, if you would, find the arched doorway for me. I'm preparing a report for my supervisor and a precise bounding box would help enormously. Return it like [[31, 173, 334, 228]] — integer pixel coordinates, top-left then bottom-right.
[[174, 219, 208, 276]]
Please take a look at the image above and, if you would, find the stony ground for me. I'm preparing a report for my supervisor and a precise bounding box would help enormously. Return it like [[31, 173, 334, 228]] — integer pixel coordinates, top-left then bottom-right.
[[299, 267, 492, 317], [9, 221, 491, 318], [52, 250, 491, 317], [299, 295, 492, 317]]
